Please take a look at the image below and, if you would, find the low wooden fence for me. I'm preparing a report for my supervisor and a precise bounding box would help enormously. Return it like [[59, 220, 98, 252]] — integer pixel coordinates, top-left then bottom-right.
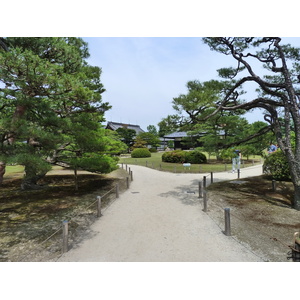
[[17, 166, 133, 262]]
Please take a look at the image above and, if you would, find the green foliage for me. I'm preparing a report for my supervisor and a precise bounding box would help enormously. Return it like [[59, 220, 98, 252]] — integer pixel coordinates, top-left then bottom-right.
[[162, 150, 207, 164], [162, 150, 186, 163], [185, 150, 207, 164], [263, 150, 291, 181], [132, 136, 147, 149], [116, 128, 136, 148], [134, 132, 160, 148], [70, 155, 118, 174], [131, 148, 151, 158], [0, 37, 122, 188], [149, 148, 157, 153]]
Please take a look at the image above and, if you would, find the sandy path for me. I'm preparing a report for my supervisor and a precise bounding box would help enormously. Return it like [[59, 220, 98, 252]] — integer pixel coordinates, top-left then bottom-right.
[[58, 164, 263, 262]]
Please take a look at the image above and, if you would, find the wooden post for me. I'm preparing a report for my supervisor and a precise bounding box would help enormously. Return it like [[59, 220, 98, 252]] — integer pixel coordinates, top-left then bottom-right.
[[224, 208, 231, 236], [210, 172, 213, 184], [237, 169, 240, 179], [126, 177, 129, 189], [203, 176, 206, 189], [126, 164, 128, 171], [272, 180, 276, 192], [130, 170, 133, 181], [97, 196, 102, 217], [198, 181, 203, 198], [203, 190, 207, 212], [62, 220, 68, 253], [128, 167, 131, 176], [116, 183, 119, 198]]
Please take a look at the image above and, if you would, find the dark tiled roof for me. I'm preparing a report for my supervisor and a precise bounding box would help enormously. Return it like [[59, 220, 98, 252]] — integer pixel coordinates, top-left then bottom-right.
[[106, 122, 145, 134]]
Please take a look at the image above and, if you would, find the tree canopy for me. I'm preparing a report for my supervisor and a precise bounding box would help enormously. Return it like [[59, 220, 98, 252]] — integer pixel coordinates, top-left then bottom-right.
[[202, 37, 300, 209], [0, 37, 124, 189]]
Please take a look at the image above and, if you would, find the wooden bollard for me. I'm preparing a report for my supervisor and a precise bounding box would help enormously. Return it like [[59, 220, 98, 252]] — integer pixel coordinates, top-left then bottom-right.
[[224, 208, 231, 236], [129, 167, 131, 176], [237, 169, 240, 179], [272, 180, 276, 192], [198, 181, 203, 198], [210, 172, 213, 184], [130, 170, 133, 181], [62, 220, 68, 253], [126, 177, 129, 189], [203, 190, 208, 212], [126, 164, 128, 171], [97, 196, 102, 217], [203, 176, 206, 189], [116, 184, 119, 198]]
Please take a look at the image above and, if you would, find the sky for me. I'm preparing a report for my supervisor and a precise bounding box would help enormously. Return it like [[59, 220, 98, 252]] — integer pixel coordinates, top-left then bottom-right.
[[84, 37, 300, 131]]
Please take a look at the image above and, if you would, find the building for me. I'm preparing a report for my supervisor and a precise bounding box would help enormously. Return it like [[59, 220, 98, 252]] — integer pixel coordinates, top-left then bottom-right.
[[106, 121, 145, 134], [163, 131, 204, 150]]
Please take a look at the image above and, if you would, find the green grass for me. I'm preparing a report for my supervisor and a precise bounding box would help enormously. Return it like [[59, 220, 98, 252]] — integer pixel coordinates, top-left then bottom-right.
[[4, 165, 64, 178], [5, 165, 25, 176], [119, 152, 263, 174]]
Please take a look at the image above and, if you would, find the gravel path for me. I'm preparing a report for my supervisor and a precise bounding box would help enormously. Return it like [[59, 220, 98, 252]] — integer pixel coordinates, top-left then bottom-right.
[[58, 164, 264, 262]]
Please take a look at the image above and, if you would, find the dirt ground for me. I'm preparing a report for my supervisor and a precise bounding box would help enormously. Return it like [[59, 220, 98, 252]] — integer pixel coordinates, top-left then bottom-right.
[[1, 166, 300, 262], [0, 168, 130, 262], [206, 176, 300, 262]]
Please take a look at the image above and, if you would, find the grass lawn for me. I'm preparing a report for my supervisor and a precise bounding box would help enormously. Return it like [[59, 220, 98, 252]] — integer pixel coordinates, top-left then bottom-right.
[[4, 165, 64, 178], [118, 151, 263, 173]]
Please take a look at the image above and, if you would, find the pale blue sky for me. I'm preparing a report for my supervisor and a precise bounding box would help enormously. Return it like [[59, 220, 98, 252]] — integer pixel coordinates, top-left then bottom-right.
[[84, 37, 300, 131]]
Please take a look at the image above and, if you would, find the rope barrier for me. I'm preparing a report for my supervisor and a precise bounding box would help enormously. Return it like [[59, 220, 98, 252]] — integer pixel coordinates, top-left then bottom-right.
[[16, 176, 129, 262]]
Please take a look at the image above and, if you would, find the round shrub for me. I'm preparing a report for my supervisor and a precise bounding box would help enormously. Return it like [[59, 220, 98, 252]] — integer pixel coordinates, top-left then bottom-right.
[[185, 150, 207, 164], [263, 150, 291, 181], [131, 148, 151, 158], [149, 147, 157, 153], [162, 150, 186, 163], [162, 150, 207, 164]]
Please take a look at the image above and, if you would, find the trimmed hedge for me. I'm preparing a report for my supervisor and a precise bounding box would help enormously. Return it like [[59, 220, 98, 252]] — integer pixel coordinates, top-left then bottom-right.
[[162, 150, 207, 164], [131, 148, 151, 158], [162, 150, 186, 163], [263, 150, 291, 181]]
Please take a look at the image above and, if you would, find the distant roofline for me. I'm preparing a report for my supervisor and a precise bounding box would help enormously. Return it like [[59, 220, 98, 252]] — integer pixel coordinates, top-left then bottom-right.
[[106, 121, 145, 133]]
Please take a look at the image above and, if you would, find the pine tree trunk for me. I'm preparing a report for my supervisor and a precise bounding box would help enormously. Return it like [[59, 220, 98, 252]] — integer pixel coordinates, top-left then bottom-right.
[[74, 166, 78, 191], [21, 165, 45, 190], [0, 162, 6, 185], [293, 185, 300, 210]]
